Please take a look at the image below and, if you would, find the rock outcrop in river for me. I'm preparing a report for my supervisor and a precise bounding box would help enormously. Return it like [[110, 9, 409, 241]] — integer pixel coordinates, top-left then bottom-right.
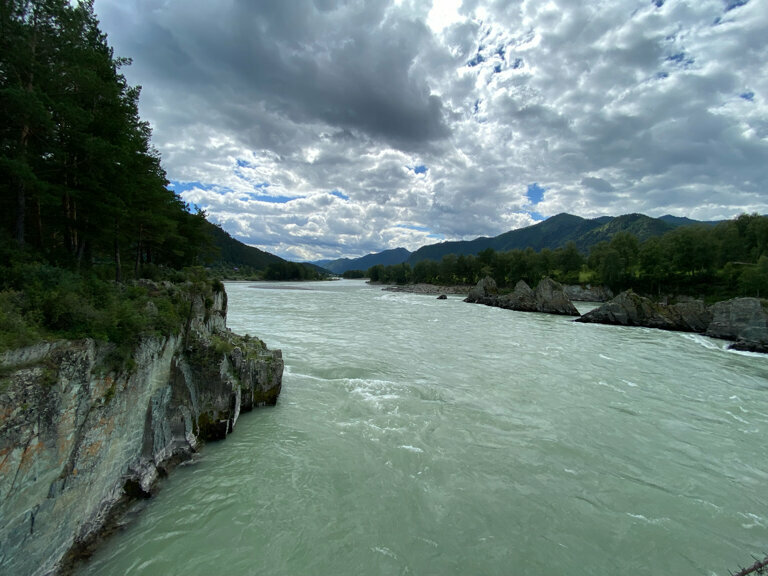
[[577, 291, 768, 353], [706, 297, 768, 353], [465, 277, 580, 316], [575, 290, 712, 332], [0, 282, 283, 576], [563, 284, 613, 302]]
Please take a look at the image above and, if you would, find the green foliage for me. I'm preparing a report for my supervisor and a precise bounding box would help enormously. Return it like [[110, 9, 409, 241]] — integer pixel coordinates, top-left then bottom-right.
[[0, 257, 220, 359], [341, 269, 366, 279], [0, 0, 211, 277], [369, 214, 768, 301], [210, 334, 234, 357], [263, 261, 324, 281]]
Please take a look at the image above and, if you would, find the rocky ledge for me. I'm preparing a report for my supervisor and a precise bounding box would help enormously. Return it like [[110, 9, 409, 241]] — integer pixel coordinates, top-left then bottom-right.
[[465, 276, 580, 316], [0, 282, 283, 576], [577, 290, 768, 353]]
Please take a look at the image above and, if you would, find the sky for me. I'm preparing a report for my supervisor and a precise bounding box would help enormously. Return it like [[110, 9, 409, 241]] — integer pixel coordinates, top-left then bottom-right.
[[93, 0, 768, 261]]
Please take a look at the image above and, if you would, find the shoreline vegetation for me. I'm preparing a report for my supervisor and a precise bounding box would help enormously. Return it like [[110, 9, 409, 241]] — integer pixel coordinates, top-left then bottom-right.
[[352, 213, 768, 305]]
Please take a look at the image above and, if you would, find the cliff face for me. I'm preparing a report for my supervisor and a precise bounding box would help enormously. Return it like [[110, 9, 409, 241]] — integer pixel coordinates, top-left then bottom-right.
[[0, 283, 283, 576]]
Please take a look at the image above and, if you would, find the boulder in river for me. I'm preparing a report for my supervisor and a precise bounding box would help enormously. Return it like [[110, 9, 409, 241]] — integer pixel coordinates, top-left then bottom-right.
[[466, 276, 579, 316], [533, 277, 580, 316], [465, 276, 498, 302]]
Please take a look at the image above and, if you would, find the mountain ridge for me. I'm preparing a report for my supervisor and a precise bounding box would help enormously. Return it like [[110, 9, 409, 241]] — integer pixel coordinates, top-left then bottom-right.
[[314, 213, 718, 273]]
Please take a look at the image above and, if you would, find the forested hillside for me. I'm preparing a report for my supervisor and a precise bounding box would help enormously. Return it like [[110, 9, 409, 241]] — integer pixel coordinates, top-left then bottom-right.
[[0, 0, 214, 278], [0, 1, 323, 351], [406, 213, 710, 264], [369, 214, 768, 302]]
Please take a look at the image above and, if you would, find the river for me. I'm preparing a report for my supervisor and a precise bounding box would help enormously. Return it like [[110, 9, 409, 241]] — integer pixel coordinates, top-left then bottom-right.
[[78, 279, 768, 575]]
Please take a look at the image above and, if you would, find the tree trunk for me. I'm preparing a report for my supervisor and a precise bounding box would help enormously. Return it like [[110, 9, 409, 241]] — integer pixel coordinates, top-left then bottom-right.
[[34, 196, 44, 249], [114, 234, 122, 283], [15, 179, 25, 245], [15, 8, 40, 246], [134, 224, 143, 276]]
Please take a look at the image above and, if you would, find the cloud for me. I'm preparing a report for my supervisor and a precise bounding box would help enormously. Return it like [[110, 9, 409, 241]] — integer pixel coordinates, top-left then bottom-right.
[[95, 0, 768, 260]]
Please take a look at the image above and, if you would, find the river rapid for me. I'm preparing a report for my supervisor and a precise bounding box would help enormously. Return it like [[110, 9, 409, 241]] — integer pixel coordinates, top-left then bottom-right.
[[78, 279, 768, 576]]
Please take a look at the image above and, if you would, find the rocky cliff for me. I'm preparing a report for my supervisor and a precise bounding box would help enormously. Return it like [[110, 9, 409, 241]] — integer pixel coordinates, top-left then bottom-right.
[[0, 282, 283, 576]]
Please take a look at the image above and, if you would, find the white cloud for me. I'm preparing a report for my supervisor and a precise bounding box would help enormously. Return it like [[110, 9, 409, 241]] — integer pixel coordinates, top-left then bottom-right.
[[94, 0, 768, 260]]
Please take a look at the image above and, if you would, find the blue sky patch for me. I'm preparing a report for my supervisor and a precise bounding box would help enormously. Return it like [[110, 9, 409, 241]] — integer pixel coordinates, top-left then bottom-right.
[[467, 52, 485, 67], [331, 190, 350, 200], [740, 91, 755, 101], [511, 58, 524, 69], [527, 183, 545, 205], [168, 180, 215, 193], [249, 194, 296, 204], [413, 165, 428, 174], [396, 224, 430, 232]]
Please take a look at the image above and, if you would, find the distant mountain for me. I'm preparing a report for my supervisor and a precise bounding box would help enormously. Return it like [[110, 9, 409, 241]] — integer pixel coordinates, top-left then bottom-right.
[[308, 212, 716, 274], [407, 212, 710, 265], [313, 247, 411, 274]]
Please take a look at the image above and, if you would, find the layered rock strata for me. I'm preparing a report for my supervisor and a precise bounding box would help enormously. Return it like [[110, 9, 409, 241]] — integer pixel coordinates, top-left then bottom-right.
[[0, 283, 283, 576]]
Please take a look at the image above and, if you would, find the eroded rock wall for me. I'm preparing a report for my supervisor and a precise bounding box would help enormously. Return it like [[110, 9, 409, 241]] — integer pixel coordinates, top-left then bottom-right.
[[0, 284, 283, 576]]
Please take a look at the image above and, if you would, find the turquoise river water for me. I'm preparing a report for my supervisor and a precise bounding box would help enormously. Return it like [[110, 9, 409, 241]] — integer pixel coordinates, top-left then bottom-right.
[[78, 280, 768, 576]]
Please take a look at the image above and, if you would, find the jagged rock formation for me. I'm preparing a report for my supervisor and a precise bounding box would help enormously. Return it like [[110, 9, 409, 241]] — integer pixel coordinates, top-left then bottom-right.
[[706, 298, 768, 353], [577, 291, 768, 352], [465, 276, 498, 301], [563, 284, 614, 302], [575, 290, 711, 332], [0, 283, 283, 576], [465, 277, 580, 316]]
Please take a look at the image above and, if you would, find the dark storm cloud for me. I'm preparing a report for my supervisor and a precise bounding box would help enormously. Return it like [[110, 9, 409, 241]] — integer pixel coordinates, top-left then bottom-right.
[[103, 0, 448, 150]]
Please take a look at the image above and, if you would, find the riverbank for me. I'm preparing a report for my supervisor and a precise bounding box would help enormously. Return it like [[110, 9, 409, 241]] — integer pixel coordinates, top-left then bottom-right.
[[377, 282, 473, 295]]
